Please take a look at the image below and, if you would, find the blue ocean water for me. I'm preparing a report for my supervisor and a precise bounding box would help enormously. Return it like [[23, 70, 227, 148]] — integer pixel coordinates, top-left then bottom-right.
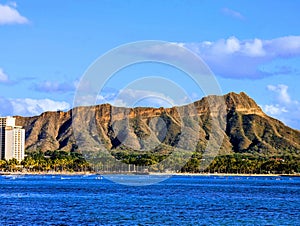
[[0, 175, 299, 225]]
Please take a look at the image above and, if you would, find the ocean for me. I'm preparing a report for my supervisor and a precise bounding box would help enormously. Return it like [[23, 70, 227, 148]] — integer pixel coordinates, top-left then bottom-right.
[[0, 175, 299, 225]]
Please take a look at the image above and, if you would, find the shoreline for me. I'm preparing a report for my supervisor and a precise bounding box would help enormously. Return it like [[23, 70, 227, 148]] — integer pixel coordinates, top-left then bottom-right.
[[0, 171, 97, 176], [149, 172, 300, 177], [1, 171, 299, 177], [149, 172, 282, 177]]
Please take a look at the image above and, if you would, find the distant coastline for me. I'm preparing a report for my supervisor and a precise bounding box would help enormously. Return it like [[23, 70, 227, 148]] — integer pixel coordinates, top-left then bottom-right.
[[152, 172, 300, 177], [0, 171, 95, 176], [2, 171, 300, 177]]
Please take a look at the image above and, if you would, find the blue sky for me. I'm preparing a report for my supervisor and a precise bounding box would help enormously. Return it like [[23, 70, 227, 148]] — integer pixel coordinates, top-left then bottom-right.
[[0, 0, 300, 129]]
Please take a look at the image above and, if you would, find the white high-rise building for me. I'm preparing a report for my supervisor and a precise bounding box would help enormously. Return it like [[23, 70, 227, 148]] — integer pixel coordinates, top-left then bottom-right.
[[0, 117, 25, 162]]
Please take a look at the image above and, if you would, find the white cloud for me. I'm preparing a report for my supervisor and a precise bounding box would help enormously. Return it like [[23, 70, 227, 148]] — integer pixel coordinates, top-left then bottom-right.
[[244, 39, 265, 57], [182, 35, 300, 78], [96, 92, 118, 103], [221, 8, 245, 20], [225, 37, 240, 53], [264, 84, 300, 129], [0, 68, 9, 82], [267, 84, 291, 104], [95, 88, 191, 108], [264, 104, 288, 115], [264, 36, 300, 57], [0, 3, 28, 25], [102, 89, 177, 108], [10, 98, 70, 116]]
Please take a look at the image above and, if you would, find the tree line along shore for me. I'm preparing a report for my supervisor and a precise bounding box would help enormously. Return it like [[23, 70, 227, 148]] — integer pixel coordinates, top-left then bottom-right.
[[0, 150, 300, 175]]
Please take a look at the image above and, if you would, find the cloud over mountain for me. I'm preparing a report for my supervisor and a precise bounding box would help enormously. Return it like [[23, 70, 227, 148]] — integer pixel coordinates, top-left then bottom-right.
[[10, 98, 70, 116], [182, 36, 300, 78], [264, 84, 300, 129]]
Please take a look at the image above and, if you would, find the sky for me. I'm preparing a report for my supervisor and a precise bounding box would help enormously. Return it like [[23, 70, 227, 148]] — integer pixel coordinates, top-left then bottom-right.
[[0, 0, 300, 129]]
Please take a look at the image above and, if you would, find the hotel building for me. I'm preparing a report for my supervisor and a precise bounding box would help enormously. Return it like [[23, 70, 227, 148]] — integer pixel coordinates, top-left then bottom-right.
[[0, 117, 25, 162]]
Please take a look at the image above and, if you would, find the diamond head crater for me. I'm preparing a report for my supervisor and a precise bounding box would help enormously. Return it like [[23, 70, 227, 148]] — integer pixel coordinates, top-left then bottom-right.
[[1, 92, 299, 175]]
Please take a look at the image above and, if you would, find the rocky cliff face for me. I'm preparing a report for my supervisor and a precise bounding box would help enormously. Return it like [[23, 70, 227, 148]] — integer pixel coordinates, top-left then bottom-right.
[[15, 92, 300, 156]]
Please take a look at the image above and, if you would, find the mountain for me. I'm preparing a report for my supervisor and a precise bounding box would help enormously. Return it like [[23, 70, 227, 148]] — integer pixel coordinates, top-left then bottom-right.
[[15, 92, 300, 157]]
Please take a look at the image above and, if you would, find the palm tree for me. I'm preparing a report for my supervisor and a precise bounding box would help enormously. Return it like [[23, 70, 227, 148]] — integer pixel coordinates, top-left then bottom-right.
[[0, 160, 7, 171], [22, 157, 36, 172], [7, 158, 19, 172]]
